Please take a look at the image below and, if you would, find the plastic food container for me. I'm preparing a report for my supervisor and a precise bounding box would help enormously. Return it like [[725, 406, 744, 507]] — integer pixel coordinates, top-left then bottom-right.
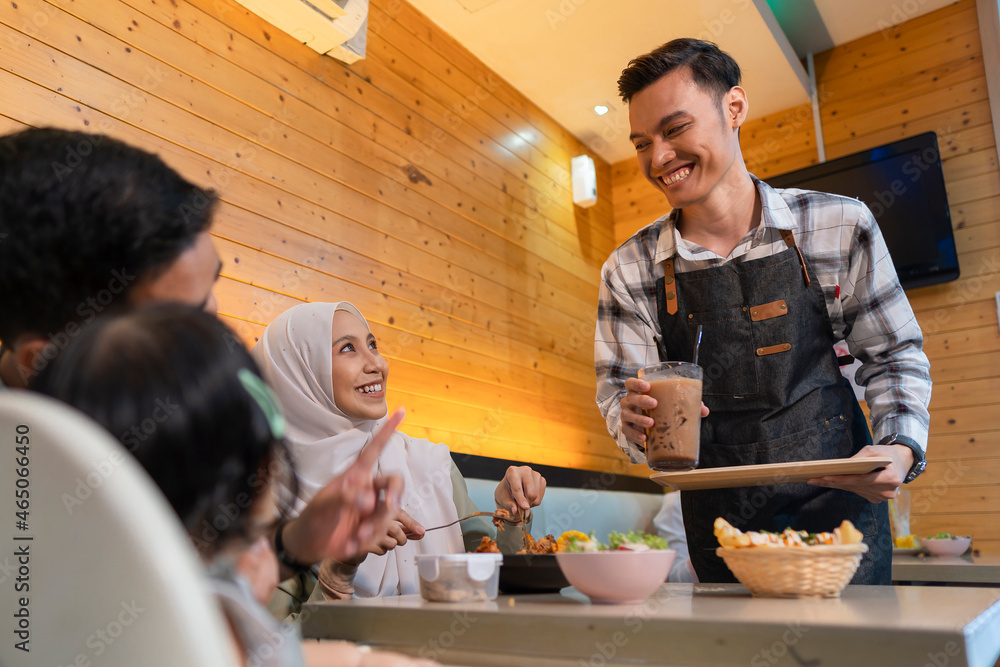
[[416, 553, 503, 602]]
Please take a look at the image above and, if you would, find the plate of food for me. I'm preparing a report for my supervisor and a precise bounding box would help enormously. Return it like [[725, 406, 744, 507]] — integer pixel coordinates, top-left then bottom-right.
[[651, 457, 892, 491], [473, 531, 581, 593]]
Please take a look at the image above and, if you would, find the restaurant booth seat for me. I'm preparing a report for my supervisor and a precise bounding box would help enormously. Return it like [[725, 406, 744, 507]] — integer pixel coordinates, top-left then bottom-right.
[[0, 391, 233, 667], [464, 476, 663, 542]]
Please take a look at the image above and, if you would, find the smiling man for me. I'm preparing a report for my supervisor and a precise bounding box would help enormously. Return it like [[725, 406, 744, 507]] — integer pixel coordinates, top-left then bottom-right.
[[594, 39, 932, 584]]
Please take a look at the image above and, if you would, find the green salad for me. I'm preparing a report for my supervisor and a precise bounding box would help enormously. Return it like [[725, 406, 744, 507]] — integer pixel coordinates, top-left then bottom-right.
[[562, 530, 669, 553]]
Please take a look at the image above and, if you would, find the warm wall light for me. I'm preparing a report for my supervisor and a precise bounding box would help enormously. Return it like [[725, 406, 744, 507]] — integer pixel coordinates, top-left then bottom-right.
[[594, 105, 609, 116], [571, 155, 597, 208]]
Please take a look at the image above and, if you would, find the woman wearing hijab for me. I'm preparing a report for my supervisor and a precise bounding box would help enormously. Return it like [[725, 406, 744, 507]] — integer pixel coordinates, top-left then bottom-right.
[[251, 302, 546, 600]]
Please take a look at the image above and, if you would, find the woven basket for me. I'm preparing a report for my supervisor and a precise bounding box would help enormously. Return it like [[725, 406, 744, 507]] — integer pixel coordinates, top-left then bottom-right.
[[716, 543, 868, 598]]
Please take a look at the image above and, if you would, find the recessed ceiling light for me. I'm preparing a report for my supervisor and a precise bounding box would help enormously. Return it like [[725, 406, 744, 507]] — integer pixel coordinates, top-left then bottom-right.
[[594, 105, 609, 116]]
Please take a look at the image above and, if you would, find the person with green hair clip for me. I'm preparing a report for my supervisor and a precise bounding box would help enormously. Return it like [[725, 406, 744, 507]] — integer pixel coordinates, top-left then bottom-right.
[[33, 303, 438, 667]]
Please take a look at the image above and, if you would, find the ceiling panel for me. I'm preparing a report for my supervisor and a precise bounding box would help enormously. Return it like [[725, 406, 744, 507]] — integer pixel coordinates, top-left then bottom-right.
[[407, 0, 957, 165], [407, 0, 811, 164], [811, 0, 955, 47]]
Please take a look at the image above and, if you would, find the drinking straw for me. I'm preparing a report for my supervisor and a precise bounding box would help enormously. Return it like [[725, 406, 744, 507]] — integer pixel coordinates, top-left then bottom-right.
[[692, 324, 704, 366]]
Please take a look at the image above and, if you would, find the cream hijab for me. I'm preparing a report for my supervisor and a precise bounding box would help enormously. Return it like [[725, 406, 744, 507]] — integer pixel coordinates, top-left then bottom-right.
[[250, 302, 462, 597]]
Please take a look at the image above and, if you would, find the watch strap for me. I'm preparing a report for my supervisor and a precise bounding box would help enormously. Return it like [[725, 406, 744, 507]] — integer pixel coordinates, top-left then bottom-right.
[[878, 433, 926, 483]]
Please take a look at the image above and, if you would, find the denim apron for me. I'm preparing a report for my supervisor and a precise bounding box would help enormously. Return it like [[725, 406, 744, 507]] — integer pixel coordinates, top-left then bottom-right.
[[654, 231, 891, 584]]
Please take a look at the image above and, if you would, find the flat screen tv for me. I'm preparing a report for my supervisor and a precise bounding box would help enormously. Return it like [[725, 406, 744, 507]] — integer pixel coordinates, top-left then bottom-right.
[[766, 132, 960, 291]]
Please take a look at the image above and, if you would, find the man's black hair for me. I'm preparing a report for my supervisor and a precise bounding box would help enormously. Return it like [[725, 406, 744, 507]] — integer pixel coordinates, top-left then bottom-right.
[[33, 304, 298, 557], [618, 38, 742, 104], [0, 128, 216, 344]]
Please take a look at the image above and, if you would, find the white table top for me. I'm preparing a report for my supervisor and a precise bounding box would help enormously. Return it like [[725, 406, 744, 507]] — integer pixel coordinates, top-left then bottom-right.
[[302, 584, 1000, 666]]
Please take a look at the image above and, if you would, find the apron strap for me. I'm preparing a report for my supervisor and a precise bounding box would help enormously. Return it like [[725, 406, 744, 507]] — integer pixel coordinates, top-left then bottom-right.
[[778, 229, 811, 288], [662, 258, 678, 315], [661, 230, 808, 317]]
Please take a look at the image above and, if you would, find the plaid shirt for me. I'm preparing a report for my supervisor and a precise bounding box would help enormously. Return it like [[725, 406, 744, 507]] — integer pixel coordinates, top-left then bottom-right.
[[596, 176, 932, 463]]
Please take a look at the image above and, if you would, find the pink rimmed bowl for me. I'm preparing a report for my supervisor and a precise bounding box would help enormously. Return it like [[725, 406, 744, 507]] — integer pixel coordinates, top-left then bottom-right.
[[554, 550, 675, 604], [922, 536, 971, 557]]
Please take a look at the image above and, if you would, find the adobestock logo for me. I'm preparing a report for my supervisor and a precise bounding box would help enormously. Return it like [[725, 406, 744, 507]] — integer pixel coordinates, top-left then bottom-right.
[[17, 268, 136, 383], [119, 397, 181, 450]]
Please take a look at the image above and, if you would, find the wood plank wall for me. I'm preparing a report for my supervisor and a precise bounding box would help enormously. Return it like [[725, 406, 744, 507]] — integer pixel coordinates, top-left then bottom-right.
[[611, 0, 1000, 552], [0, 0, 649, 476]]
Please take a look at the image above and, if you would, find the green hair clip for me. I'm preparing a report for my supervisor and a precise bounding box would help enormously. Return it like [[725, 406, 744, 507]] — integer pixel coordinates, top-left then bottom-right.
[[237, 368, 287, 440]]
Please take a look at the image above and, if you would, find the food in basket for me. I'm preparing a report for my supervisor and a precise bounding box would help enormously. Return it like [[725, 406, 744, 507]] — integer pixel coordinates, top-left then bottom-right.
[[714, 517, 863, 548], [714, 517, 868, 598]]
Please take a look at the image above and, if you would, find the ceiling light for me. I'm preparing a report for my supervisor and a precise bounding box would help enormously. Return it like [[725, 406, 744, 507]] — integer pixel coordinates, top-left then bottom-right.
[[594, 105, 609, 116]]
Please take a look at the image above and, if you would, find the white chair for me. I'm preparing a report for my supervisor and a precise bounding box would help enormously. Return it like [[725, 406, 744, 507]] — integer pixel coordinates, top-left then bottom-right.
[[0, 391, 234, 666]]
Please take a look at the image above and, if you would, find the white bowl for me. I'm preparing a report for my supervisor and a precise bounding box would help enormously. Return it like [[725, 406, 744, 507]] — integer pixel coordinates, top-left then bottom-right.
[[922, 537, 971, 557], [416, 553, 503, 602], [555, 550, 675, 604]]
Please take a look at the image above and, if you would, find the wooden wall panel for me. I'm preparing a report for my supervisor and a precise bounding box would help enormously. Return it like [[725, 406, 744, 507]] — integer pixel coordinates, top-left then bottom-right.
[[609, 0, 1000, 550], [0, 0, 646, 476]]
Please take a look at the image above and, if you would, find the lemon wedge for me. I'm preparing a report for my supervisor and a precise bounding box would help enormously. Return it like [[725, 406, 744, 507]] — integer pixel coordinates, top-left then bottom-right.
[[556, 530, 591, 552]]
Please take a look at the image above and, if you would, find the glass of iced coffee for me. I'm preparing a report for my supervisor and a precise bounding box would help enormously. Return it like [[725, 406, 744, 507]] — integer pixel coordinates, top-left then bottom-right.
[[638, 362, 703, 471]]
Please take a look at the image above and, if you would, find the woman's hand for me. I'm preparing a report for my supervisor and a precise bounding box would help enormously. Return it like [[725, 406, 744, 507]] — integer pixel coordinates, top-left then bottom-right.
[[342, 509, 425, 566], [494, 465, 546, 514], [280, 409, 407, 568]]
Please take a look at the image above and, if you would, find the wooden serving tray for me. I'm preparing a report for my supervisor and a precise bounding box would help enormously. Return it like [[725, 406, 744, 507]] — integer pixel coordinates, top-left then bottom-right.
[[650, 457, 892, 491]]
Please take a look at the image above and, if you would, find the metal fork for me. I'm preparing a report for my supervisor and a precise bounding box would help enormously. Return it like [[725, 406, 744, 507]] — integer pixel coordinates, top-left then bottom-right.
[[408, 510, 531, 537]]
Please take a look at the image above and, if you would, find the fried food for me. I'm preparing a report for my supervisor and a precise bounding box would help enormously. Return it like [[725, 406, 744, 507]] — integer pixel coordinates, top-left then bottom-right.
[[493, 508, 511, 532], [714, 517, 864, 548], [534, 534, 557, 553], [475, 536, 500, 553], [835, 520, 864, 546], [520, 530, 535, 553], [517, 531, 558, 555]]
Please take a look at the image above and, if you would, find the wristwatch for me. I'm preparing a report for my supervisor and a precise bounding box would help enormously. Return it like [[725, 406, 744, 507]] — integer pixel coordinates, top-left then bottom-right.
[[878, 433, 926, 483]]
